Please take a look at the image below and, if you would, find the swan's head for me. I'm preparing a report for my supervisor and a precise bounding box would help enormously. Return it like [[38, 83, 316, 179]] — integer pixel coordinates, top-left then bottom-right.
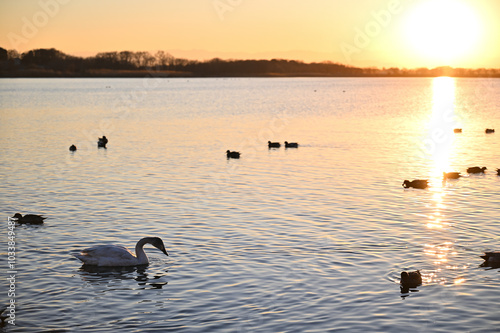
[[149, 237, 168, 256]]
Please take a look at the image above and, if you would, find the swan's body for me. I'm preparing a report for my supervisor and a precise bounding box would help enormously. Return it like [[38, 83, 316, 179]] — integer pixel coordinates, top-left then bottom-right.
[[443, 172, 461, 179], [402, 179, 428, 189], [467, 166, 487, 174], [74, 237, 168, 266], [12, 213, 46, 224]]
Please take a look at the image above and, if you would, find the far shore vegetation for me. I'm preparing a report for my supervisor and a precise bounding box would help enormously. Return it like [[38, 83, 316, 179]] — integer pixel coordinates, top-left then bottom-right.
[[1, 47, 499, 78]]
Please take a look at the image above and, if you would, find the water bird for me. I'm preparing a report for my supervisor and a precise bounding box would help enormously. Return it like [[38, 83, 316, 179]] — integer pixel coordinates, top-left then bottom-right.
[[69, 144, 77, 151], [98, 136, 108, 148], [12, 213, 46, 224], [402, 179, 428, 189], [268, 141, 280, 148], [74, 237, 168, 267], [497, 169, 500, 175], [443, 172, 461, 179], [284, 141, 299, 148], [226, 150, 241, 159], [480, 251, 500, 264], [400, 270, 422, 288], [453, 128, 462, 133], [467, 166, 487, 174], [485, 128, 495, 133]]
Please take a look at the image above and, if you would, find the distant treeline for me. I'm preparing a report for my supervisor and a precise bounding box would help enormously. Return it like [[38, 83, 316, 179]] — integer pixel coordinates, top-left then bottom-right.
[[1, 47, 499, 78]]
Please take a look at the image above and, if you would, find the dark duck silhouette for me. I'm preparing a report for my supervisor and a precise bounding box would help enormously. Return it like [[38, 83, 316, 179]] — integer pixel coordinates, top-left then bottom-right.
[[98, 136, 108, 148], [402, 179, 428, 189], [497, 168, 500, 176], [467, 166, 487, 174], [480, 252, 500, 264], [284, 141, 298, 148], [226, 150, 241, 159], [400, 270, 422, 292], [443, 172, 461, 179], [453, 128, 462, 133], [268, 141, 280, 148], [485, 128, 495, 133], [12, 213, 46, 225], [69, 144, 77, 151]]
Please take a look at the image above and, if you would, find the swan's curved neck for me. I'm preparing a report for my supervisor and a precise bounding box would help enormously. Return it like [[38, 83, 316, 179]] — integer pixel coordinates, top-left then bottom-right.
[[135, 238, 152, 265]]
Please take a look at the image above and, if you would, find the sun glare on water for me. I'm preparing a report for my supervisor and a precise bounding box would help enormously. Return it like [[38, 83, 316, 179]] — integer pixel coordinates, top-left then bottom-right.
[[405, 0, 482, 65]]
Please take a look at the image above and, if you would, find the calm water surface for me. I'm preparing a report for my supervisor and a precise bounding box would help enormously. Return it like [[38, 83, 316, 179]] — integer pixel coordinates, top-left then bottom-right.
[[0, 77, 499, 332]]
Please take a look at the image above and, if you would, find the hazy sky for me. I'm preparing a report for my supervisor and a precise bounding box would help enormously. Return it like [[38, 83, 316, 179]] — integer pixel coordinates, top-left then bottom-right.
[[1, 0, 499, 68]]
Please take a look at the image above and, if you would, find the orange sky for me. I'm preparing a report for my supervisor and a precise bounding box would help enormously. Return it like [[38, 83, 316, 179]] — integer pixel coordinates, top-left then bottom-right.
[[0, 0, 499, 68]]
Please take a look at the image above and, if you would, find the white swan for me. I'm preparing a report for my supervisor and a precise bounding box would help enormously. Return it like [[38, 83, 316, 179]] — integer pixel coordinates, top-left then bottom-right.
[[74, 237, 168, 266]]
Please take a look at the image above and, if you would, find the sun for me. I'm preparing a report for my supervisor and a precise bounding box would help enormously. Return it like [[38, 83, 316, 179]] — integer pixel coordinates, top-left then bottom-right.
[[404, 0, 482, 65]]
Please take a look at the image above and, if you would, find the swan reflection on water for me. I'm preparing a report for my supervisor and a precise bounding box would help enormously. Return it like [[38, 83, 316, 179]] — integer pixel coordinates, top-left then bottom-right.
[[77, 264, 169, 290]]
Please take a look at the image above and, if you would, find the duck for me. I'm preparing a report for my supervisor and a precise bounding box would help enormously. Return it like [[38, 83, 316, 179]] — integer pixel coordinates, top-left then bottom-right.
[[226, 150, 241, 159], [480, 251, 500, 264], [453, 128, 462, 133], [69, 144, 77, 151], [97, 136, 108, 148], [74, 237, 168, 267], [485, 128, 495, 134], [400, 270, 422, 288], [467, 166, 487, 174], [268, 141, 281, 148], [497, 169, 500, 176], [284, 141, 299, 148], [402, 179, 428, 189], [443, 172, 461, 179], [12, 213, 46, 224]]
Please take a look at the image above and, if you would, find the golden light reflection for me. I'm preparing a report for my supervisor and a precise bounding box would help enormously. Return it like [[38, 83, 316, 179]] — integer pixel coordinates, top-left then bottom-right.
[[427, 76, 459, 180]]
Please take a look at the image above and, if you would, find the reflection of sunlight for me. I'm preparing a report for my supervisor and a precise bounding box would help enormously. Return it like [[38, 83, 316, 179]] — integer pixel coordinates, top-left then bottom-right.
[[424, 242, 453, 265], [427, 77, 458, 179], [423, 78, 460, 235]]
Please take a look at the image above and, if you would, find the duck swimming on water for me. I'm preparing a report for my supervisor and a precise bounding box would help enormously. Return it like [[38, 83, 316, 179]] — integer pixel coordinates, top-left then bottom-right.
[[402, 179, 428, 189], [400, 270, 422, 288], [98, 136, 108, 148], [284, 141, 299, 148], [467, 166, 487, 174], [226, 150, 241, 159], [74, 237, 168, 267], [268, 141, 280, 148], [12, 213, 46, 224], [443, 172, 461, 179], [480, 252, 500, 264]]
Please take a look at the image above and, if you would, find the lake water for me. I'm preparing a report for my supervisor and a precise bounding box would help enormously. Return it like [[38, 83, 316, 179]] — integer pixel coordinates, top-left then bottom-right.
[[0, 77, 499, 332]]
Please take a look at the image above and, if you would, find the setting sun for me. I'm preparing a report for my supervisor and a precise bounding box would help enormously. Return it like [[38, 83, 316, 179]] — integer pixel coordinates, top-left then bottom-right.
[[405, 0, 482, 65]]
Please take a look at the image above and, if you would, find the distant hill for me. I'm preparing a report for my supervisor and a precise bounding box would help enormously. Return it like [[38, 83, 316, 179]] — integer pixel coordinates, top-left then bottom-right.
[[1, 47, 499, 78]]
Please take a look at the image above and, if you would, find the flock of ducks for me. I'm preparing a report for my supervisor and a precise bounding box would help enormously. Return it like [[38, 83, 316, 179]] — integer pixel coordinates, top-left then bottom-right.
[[69, 136, 108, 151], [16, 134, 499, 271], [227, 141, 299, 159], [403, 166, 499, 189]]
